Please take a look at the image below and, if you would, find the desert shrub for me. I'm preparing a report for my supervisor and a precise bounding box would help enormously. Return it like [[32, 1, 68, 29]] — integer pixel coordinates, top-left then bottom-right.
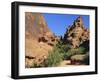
[[83, 52, 89, 65], [63, 47, 86, 59], [46, 48, 63, 67], [31, 60, 45, 68], [46, 40, 87, 66], [46, 41, 71, 67], [31, 61, 39, 68], [56, 41, 71, 53]]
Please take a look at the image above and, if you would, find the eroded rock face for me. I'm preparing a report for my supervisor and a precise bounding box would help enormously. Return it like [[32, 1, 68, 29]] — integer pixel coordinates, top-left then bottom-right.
[[25, 12, 50, 39], [63, 16, 89, 48], [38, 32, 59, 46], [25, 12, 59, 68]]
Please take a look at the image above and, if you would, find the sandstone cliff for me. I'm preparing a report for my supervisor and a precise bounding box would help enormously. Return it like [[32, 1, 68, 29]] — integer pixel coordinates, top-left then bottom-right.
[[25, 12, 59, 68]]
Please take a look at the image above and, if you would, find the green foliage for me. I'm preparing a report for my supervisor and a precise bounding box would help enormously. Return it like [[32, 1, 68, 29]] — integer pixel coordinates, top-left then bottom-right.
[[46, 40, 88, 67], [46, 41, 71, 67], [63, 47, 86, 60], [83, 52, 89, 65], [46, 48, 63, 67], [31, 61, 39, 68], [56, 41, 71, 52]]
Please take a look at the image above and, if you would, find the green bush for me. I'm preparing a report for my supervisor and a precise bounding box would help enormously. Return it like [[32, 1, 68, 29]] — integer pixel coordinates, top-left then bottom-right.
[[63, 47, 86, 59], [31, 60, 40, 68], [83, 52, 89, 65], [56, 41, 71, 53], [46, 41, 71, 67], [46, 40, 87, 66], [46, 48, 63, 67]]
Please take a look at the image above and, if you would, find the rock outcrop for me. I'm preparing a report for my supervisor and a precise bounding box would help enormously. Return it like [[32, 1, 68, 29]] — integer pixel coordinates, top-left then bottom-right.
[[25, 12, 59, 68], [70, 53, 89, 65], [25, 12, 50, 39], [63, 16, 89, 48]]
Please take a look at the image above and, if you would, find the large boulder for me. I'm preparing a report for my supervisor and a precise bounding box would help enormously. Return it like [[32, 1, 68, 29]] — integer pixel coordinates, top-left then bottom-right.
[[71, 54, 86, 61], [70, 54, 89, 65]]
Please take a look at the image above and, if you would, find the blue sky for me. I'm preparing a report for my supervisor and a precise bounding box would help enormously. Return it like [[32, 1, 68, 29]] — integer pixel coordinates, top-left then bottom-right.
[[43, 13, 89, 36]]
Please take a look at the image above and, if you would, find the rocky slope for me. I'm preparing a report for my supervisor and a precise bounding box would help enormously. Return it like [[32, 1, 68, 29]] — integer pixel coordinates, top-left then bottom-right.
[[25, 12, 59, 68], [63, 16, 89, 48]]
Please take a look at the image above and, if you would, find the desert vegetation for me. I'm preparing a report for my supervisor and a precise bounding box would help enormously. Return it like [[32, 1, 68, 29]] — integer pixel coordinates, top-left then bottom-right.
[[45, 40, 89, 67]]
